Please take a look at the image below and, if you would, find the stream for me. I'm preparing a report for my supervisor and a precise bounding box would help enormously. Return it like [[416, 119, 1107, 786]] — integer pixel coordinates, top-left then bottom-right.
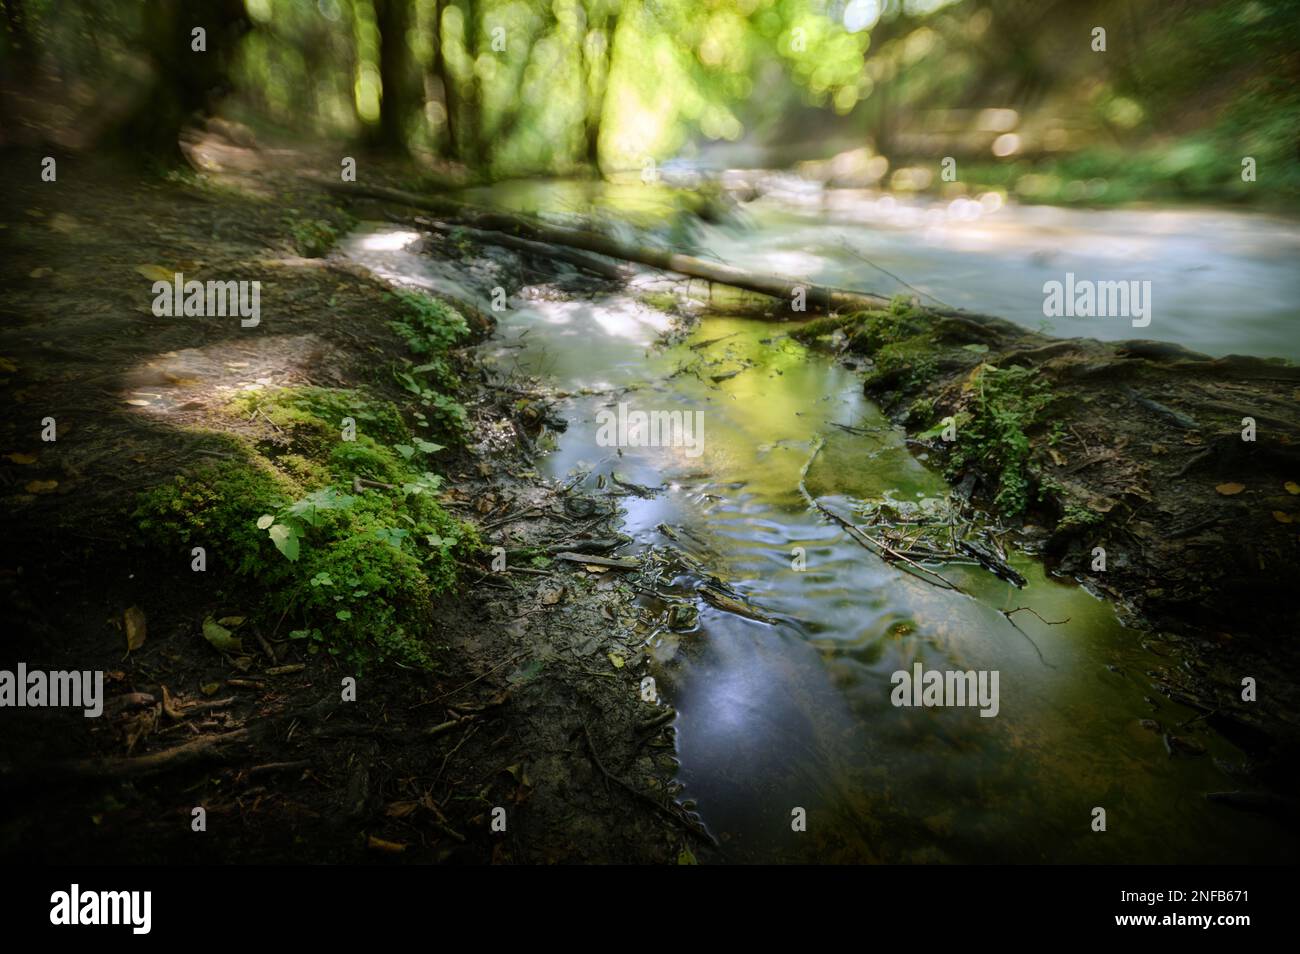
[[342, 187, 1300, 863]]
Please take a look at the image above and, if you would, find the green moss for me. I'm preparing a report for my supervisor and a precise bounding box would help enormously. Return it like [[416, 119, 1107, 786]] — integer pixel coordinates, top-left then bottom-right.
[[1056, 503, 1105, 536], [135, 444, 301, 575], [278, 453, 330, 486], [232, 386, 409, 446], [790, 313, 862, 343], [138, 385, 477, 671], [905, 396, 936, 427], [945, 363, 1055, 518], [637, 290, 680, 313]]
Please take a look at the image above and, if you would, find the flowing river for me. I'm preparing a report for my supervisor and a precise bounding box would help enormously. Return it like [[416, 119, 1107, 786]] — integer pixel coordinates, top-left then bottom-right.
[[342, 185, 1300, 863]]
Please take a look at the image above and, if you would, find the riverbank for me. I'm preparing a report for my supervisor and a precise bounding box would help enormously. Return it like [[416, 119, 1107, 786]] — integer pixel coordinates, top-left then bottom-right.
[[0, 146, 707, 863], [792, 301, 1300, 770]]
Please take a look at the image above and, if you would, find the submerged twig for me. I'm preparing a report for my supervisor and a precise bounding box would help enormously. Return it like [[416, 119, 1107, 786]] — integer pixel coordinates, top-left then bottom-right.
[[999, 607, 1064, 669], [799, 436, 963, 592]]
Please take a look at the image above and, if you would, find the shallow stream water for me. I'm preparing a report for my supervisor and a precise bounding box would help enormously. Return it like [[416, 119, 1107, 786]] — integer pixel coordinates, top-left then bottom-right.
[[342, 187, 1299, 862]]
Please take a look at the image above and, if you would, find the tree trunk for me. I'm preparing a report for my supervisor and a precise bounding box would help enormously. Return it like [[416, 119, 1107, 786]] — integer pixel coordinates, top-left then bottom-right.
[[583, 12, 618, 175], [370, 0, 410, 152], [100, 0, 247, 163], [431, 0, 458, 158]]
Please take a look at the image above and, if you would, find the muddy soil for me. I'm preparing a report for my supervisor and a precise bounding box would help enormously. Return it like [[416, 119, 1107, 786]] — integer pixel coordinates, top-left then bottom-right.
[[0, 142, 710, 864]]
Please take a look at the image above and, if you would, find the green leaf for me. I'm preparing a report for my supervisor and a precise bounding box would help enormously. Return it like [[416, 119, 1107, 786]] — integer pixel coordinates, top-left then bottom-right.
[[256, 514, 275, 530], [413, 438, 444, 454], [202, 617, 243, 653], [268, 523, 300, 561], [371, 526, 409, 549], [336, 609, 352, 621], [393, 444, 415, 460]]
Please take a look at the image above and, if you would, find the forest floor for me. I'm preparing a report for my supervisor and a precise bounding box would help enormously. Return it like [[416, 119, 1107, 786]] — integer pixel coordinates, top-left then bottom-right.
[[0, 131, 711, 864]]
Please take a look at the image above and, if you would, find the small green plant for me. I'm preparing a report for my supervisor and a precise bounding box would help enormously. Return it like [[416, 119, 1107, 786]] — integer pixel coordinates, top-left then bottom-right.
[[946, 363, 1055, 517], [137, 385, 476, 671], [1056, 504, 1105, 535], [288, 218, 340, 257], [388, 290, 470, 355], [393, 368, 470, 442]]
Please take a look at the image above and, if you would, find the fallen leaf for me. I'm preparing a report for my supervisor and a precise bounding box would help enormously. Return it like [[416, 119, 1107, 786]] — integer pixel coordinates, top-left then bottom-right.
[[366, 835, 407, 854], [5, 452, 37, 464], [539, 588, 563, 606], [217, 616, 246, 627], [1215, 482, 1245, 496], [124, 606, 147, 651], [24, 479, 58, 493], [200, 681, 221, 696], [28, 267, 53, 278], [123, 399, 151, 406], [608, 652, 625, 669], [135, 264, 176, 283], [202, 617, 243, 653], [1273, 511, 1293, 524], [1286, 481, 1299, 495]]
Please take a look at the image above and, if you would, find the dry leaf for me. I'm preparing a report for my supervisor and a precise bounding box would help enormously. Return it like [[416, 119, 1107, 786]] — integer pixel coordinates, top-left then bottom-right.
[[1273, 511, 1293, 524], [1285, 481, 1299, 495], [1215, 482, 1245, 496], [5, 452, 37, 464], [366, 835, 407, 854], [24, 479, 58, 493], [135, 264, 175, 283], [608, 652, 625, 669], [385, 801, 419, 819], [124, 605, 147, 651]]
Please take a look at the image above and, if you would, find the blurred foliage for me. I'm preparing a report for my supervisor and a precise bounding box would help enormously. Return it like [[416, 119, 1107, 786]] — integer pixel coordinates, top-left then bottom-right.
[[1, 0, 1295, 202]]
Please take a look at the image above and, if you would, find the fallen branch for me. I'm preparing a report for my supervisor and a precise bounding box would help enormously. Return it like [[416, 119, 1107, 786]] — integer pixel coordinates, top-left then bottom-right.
[[36, 728, 250, 781], [554, 551, 639, 569], [697, 582, 779, 624], [418, 217, 631, 281], [329, 181, 892, 314], [798, 436, 962, 593]]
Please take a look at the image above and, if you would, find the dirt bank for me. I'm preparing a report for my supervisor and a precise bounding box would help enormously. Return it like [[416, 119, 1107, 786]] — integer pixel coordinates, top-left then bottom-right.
[[0, 145, 709, 864], [792, 302, 1300, 771]]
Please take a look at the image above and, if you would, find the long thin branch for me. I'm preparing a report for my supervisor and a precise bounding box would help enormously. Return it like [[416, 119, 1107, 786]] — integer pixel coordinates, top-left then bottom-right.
[[328, 181, 893, 314], [798, 436, 962, 593]]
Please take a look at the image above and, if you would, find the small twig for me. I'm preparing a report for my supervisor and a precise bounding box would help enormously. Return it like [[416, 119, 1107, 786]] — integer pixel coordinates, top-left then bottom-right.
[[582, 724, 717, 847], [999, 607, 1063, 669], [1004, 606, 1070, 627], [432, 654, 524, 702]]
